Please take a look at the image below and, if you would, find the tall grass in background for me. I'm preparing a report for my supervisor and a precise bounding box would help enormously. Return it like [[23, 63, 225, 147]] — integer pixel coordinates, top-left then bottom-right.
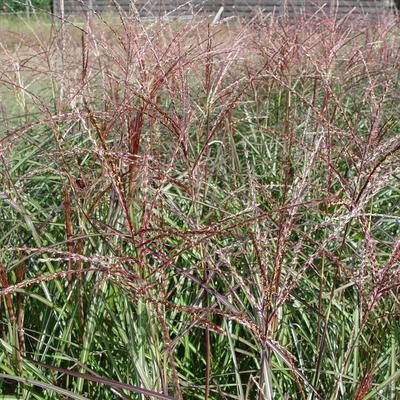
[[0, 8, 399, 400]]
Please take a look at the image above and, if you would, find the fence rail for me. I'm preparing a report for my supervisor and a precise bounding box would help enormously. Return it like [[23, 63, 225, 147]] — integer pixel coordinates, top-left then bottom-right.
[[52, 0, 397, 17]]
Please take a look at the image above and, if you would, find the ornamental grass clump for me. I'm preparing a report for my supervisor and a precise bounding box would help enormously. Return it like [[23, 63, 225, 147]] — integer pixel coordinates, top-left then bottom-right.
[[0, 8, 399, 400]]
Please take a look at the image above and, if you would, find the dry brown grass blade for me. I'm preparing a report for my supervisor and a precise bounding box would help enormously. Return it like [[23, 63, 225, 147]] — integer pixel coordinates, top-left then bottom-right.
[[34, 361, 177, 400]]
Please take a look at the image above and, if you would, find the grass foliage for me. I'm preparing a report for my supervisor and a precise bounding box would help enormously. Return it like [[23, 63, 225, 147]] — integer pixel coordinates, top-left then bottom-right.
[[0, 9, 399, 400]]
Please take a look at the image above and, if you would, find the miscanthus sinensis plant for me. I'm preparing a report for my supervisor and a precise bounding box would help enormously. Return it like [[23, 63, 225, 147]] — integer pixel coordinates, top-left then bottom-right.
[[0, 8, 399, 400]]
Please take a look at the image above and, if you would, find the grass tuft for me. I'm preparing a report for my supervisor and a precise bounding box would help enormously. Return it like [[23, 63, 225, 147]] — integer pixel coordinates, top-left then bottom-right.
[[0, 9, 399, 400]]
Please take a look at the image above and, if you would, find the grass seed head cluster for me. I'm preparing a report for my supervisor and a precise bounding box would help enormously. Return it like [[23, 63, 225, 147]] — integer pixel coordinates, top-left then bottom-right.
[[0, 9, 399, 400]]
